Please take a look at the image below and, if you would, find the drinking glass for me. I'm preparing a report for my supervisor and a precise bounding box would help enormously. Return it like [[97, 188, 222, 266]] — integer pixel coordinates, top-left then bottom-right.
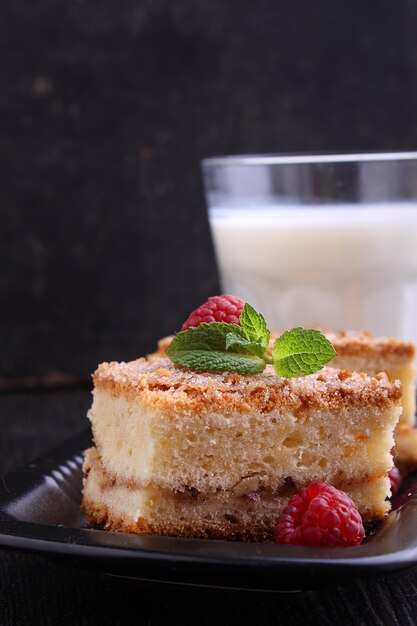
[[202, 153, 417, 343]]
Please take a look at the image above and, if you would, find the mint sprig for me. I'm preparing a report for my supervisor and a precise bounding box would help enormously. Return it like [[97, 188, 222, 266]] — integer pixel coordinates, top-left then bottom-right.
[[166, 303, 336, 377]]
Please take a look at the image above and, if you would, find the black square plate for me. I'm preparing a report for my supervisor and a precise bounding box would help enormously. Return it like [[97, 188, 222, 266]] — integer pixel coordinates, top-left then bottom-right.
[[1, 430, 417, 592]]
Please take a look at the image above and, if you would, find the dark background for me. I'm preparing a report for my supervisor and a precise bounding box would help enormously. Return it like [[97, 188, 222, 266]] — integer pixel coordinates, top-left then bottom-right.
[[2, 4, 417, 624], [2, 0, 417, 384]]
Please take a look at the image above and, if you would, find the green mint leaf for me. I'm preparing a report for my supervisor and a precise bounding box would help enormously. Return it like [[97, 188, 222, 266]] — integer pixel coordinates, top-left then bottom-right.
[[166, 323, 266, 374], [272, 327, 336, 377], [225, 332, 266, 358], [167, 322, 245, 353], [167, 350, 265, 374], [239, 303, 270, 348]]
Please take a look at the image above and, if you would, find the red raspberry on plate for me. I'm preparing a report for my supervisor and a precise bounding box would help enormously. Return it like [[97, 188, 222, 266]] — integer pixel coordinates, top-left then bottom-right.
[[275, 481, 365, 547], [389, 466, 401, 496], [181, 294, 245, 331]]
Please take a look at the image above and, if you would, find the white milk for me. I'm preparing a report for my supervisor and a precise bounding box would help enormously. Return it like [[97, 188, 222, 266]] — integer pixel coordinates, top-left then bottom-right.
[[209, 204, 417, 343]]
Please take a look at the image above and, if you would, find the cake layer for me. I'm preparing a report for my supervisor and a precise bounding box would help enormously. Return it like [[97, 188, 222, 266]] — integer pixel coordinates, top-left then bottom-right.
[[152, 330, 416, 425], [90, 358, 401, 493], [82, 448, 391, 541]]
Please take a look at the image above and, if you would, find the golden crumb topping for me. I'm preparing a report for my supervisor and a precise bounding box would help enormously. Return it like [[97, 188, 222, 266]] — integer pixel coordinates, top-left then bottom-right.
[[148, 330, 415, 363], [93, 358, 402, 416], [270, 328, 415, 360]]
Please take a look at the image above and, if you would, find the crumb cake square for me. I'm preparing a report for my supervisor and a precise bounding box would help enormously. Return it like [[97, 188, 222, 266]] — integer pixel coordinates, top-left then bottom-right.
[[82, 358, 402, 541]]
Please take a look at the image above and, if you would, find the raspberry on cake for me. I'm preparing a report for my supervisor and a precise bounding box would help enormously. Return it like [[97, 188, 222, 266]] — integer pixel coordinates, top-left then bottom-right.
[[181, 294, 244, 331], [82, 358, 401, 541], [275, 481, 365, 547]]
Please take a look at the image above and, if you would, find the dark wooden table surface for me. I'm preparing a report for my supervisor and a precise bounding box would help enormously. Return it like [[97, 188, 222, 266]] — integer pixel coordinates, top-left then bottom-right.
[[1, 389, 417, 626]]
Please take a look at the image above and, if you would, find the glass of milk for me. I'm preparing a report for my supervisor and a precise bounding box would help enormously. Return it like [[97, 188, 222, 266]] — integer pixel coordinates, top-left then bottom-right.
[[202, 153, 417, 343]]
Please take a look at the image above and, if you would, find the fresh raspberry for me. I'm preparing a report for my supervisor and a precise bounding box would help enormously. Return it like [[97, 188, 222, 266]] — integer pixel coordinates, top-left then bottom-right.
[[181, 294, 245, 331], [275, 481, 365, 547], [389, 466, 401, 496]]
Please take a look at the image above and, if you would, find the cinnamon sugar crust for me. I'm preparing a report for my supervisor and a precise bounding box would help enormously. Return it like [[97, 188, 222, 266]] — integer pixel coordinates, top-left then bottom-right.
[[272, 329, 415, 361], [149, 330, 415, 361], [93, 358, 402, 417], [149, 329, 414, 426]]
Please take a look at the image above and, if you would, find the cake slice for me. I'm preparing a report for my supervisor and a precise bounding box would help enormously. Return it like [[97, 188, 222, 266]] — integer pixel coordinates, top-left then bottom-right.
[[82, 358, 401, 540]]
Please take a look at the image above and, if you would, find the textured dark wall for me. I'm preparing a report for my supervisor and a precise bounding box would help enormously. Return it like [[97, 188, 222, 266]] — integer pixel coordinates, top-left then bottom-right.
[[2, 1, 417, 382]]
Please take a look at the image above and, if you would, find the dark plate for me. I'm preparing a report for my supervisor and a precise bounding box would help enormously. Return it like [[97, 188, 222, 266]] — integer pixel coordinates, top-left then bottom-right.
[[1, 430, 417, 592]]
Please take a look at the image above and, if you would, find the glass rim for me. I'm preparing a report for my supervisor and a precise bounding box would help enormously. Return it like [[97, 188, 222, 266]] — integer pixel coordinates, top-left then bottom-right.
[[202, 151, 417, 167]]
